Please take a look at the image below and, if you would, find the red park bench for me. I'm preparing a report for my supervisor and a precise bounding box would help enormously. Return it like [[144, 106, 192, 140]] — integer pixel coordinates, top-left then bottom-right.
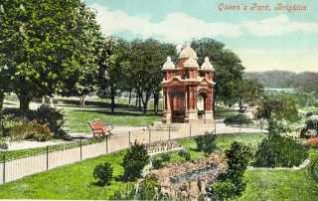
[[88, 121, 114, 137]]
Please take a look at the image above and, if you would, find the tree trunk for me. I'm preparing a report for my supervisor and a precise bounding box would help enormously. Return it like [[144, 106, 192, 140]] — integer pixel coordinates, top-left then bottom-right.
[[153, 93, 159, 114], [0, 93, 4, 112], [138, 93, 142, 111], [110, 86, 116, 113], [141, 91, 151, 114], [49, 97, 55, 108], [80, 95, 86, 108], [143, 99, 149, 114], [128, 89, 132, 105], [0, 93, 3, 136], [18, 94, 31, 117], [135, 93, 138, 109]]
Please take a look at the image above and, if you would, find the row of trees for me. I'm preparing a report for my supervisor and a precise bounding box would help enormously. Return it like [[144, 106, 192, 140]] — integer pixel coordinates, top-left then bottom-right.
[[1, 0, 263, 116]]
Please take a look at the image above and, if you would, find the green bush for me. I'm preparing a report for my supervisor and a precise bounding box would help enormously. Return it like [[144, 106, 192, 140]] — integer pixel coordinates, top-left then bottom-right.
[[178, 149, 191, 161], [309, 157, 318, 182], [161, 153, 171, 161], [224, 114, 253, 125], [3, 106, 66, 138], [152, 153, 171, 169], [300, 115, 318, 138], [195, 133, 217, 154], [254, 134, 308, 167], [9, 121, 53, 142], [93, 162, 113, 186], [138, 175, 161, 200], [211, 179, 237, 200], [211, 142, 252, 200], [122, 141, 149, 181], [225, 142, 252, 179], [32, 105, 66, 138]]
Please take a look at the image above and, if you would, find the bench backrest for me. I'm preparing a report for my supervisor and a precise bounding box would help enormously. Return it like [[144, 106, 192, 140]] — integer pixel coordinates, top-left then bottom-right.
[[89, 121, 107, 130]]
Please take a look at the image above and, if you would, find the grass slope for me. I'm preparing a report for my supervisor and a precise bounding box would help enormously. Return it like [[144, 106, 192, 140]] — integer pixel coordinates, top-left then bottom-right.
[[237, 170, 318, 201]]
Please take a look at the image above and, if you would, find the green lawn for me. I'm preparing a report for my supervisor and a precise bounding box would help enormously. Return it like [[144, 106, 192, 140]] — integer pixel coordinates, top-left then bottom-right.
[[214, 106, 239, 119], [236, 169, 318, 201], [0, 151, 130, 200], [63, 108, 161, 133]]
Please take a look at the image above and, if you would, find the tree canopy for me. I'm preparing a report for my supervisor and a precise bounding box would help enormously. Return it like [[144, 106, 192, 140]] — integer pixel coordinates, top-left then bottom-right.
[[0, 0, 103, 113], [191, 38, 245, 106]]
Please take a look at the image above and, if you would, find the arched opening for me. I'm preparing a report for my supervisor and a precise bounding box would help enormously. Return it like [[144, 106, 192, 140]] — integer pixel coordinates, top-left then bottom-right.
[[169, 89, 186, 123], [197, 93, 206, 119]]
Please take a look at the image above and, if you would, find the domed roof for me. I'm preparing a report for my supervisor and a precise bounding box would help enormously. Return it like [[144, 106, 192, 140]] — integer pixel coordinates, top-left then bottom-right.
[[200, 57, 214, 71], [178, 44, 198, 60], [184, 57, 199, 68], [162, 56, 175, 70]]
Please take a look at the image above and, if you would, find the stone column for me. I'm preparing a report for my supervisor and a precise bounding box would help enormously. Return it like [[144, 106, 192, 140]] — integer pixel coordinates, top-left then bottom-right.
[[204, 88, 214, 123], [162, 88, 172, 123], [186, 86, 197, 122]]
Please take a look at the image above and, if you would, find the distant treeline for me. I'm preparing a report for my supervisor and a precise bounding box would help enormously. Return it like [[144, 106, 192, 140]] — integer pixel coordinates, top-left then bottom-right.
[[245, 71, 318, 92]]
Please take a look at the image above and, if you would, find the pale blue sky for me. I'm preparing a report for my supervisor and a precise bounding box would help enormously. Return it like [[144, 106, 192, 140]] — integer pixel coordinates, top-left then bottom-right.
[[86, 0, 318, 72]]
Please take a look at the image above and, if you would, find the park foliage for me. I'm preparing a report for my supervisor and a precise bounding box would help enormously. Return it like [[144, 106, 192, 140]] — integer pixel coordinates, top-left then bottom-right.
[[93, 162, 113, 186], [122, 141, 149, 181]]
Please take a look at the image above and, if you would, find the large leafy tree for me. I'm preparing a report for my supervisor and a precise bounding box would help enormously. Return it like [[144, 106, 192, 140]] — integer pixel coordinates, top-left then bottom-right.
[[237, 79, 264, 110], [129, 39, 176, 114], [0, 54, 11, 112], [191, 38, 245, 106], [256, 94, 299, 122], [97, 37, 130, 113], [0, 0, 102, 114]]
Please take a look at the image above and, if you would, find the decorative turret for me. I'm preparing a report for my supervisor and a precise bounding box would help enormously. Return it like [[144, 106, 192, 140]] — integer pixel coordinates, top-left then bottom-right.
[[178, 43, 198, 60], [184, 57, 199, 68], [200, 57, 214, 71], [162, 56, 175, 70]]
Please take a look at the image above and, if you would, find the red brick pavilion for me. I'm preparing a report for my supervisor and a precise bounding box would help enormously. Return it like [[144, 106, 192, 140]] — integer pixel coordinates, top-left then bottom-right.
[[162, 44, 215, 123]]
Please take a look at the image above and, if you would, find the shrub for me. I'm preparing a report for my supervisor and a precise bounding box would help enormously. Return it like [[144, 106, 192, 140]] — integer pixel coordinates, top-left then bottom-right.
[[195, 133, 217, 154], [93, 162, 113, 186], [138, 175, 161, 200], [225, 142, 252, 178], [122, 141, 149, 181], [211, 179, 237, 201], [268, 119, 292, 136], [152, 153, 171, 169], [178, 149, 191, 161], [9, 121, 53, 142], [33, 105, 66, 138], [224, 114, 253, 125], [211, 142, 252, 200], [254, 134, 308, 167], [309, 158, 318, 182], [300, 115, 318, 139], [161, 153, 171, 162], [2, 106, 66, 138]]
